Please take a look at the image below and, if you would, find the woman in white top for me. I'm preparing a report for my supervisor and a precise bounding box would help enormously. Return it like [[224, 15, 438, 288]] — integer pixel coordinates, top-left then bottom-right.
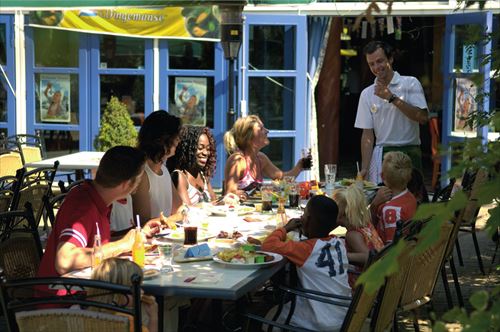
[[132, 110, 184, 224], [168, 125, 217, 205]]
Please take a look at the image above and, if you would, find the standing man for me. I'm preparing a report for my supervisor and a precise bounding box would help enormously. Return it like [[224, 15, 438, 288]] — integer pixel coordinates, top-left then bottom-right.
[[355, 41, 428, 184]]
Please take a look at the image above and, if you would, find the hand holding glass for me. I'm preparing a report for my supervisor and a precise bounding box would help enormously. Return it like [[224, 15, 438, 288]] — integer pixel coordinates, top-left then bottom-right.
[[301, 148, 312, 170]]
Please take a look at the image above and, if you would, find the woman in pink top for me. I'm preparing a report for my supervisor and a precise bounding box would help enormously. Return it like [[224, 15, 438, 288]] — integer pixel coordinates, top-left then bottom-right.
[[223, 115, 307, 200]]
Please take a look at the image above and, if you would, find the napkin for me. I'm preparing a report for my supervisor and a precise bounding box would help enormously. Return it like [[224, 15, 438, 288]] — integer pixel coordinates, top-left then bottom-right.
[[185, 243, 211, 258], [183, 273, 222, 284]]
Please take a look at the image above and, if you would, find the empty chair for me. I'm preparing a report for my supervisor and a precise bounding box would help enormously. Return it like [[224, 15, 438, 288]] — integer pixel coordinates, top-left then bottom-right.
[[0, 148, 23, 177], [0, 272, 142, 332], [432, 178, 456, 203], [0, 202, 43, 281], [0, 175, 19, 212], [7, 133, 45, 166]]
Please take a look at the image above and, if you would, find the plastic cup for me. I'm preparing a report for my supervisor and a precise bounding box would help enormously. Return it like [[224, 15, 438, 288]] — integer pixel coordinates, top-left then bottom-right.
[[157, 243, 173, 272], [183, 226, 198, 245], [324, 164, 337, 189]]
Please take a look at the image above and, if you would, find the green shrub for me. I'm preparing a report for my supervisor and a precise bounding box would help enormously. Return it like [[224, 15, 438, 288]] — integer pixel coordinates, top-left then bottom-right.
[[94, 96, 138, 151]]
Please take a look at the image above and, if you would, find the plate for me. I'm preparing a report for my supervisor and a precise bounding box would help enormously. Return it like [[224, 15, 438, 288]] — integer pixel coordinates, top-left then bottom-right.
[[143, 268, 160, 279], [212, 251, 283, 269], [208, 206, 255, 216], [163, 229, 216, 242]]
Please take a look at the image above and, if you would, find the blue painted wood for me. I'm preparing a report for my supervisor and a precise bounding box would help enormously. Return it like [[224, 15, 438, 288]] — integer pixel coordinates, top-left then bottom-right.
[[0, 15, 16, 135], [441, 11, 492, 186]]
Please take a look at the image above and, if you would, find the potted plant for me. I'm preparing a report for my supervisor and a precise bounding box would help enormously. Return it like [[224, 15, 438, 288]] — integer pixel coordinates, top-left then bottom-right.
[[94, 96, 138, 151]]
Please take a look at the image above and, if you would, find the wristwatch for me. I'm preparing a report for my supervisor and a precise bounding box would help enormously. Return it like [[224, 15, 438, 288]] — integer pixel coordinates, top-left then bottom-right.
[[388, 94, 398, 103]]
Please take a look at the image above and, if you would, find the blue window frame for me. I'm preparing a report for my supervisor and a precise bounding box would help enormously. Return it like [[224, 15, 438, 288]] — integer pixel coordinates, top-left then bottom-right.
[[159, 40, 226, 186], [0, 14, 16, 137], [243, 14, 308, 175]]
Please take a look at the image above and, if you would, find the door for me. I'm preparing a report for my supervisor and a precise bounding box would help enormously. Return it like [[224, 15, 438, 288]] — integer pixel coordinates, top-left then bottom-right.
[[0, 15, 16, 137], [441, 11, 493, 183]]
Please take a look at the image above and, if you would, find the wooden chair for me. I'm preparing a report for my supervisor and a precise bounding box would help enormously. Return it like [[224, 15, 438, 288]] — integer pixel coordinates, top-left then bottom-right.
[[243, 238, 416, 332], [0, 273, 143, 332], [10, 162, 59, 229], [0, 175, 19, 212], [0, 202, 43, 282]]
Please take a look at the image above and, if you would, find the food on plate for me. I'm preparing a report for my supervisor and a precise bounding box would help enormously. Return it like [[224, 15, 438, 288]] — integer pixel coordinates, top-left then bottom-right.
[[216, 248, 274, 264], [143, 269, 158, 277], [216, 230, 243, 240], [339, 178, 377, 188], [246, 236, 262, 245]]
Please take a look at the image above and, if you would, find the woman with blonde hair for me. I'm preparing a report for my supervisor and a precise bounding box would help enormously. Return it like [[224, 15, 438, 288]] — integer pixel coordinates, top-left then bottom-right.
[[332, 185, 384, 287], [223, 115, 307, 199], [90, 258, 158, 332]]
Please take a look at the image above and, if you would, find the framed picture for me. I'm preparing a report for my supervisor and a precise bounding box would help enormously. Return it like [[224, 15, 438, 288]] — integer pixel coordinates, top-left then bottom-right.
[[453, 77, 476, 133], [40, 74, 71, 123], [173, 77, 207, 126]]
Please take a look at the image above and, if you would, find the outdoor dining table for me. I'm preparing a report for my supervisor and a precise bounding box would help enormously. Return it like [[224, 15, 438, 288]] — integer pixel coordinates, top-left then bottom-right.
[[24, 151, 104, 179]]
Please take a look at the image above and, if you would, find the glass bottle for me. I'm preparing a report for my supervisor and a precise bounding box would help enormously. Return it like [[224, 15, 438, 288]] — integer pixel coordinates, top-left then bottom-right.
[[132, 227, 145, 268], [92, 233, 104, 269]]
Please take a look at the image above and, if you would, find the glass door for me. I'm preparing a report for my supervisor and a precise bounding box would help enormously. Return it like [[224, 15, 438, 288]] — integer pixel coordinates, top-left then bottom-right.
[[0, 15, 15, 138]]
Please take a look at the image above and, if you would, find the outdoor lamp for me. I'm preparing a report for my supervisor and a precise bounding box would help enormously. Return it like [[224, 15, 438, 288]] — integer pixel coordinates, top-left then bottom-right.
[[220, 2, 245, 60]]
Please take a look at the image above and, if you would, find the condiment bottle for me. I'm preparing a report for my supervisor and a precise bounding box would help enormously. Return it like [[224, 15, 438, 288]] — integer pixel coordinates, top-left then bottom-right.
[[132, 226, 145, 268]]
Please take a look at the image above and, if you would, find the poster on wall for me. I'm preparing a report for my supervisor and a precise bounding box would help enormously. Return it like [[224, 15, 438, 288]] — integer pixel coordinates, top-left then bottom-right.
[[173, 77, 207, 126], [454, 77, 476, 133], [40, 74, 71, 123]]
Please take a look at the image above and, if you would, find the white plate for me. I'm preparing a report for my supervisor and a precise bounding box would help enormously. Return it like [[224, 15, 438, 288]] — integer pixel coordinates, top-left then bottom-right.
[[162, 229, 216, 242], [208, 206, 255, 216], [143, 268, 160, 279], [212, 251, 283, 269]]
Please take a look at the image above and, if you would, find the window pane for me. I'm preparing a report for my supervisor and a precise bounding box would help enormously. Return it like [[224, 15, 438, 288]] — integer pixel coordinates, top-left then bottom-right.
[[169, 40, 214, 70], [262, 137, 294, 172], [249, 77, 295, 130], [42, 130, 80, 157], [0, 24, 6, 65], [0, 81, 6, 122], [34, 28, 79, 67], [168, 76, 214, 128], [100, 75, 145, 126], [100, 36, 145, 69], [35, 73, 79, 124], [249, 25, 295, 70], [453, 25, 481, 73]]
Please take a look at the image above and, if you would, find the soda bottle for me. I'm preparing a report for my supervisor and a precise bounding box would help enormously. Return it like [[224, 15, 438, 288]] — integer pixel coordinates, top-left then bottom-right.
[[132, 227, 145, 268], [92, 223, 103, 269]]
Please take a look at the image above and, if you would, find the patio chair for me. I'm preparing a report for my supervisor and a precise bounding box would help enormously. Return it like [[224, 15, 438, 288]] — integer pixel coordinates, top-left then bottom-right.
[[243, 238, 416, 332], [42, 191, 68, 228], [7, 133, 45, 166], [0, 202, 43, 282], [431, 178, 456, 203], [10, 162, 59, 229], [0, 175, 19, 212], [0, 148, 23, 178], [0, 272, 142, 332]]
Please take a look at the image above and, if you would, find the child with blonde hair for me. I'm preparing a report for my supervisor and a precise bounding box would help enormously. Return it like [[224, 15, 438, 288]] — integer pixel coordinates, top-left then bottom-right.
[[90, 258, 158, 332], [370, 151, 417, 244], [333, 185, 384, 287]]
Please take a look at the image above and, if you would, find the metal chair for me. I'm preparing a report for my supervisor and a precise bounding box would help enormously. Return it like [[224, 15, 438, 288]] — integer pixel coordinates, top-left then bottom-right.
[[7, 133, 45, 166], [431, 178, 456, 203], [0, 175, 19, 212], [0, 202, 43, 282], [0, 148, 23, 178], [10, 162, 59, 229], [0, 272, 143, 332]]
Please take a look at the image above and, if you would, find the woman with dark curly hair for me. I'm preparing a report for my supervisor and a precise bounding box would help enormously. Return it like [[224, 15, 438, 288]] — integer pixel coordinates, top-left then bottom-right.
[[167, 125, 217, 205], [132, 110, 184, 223]]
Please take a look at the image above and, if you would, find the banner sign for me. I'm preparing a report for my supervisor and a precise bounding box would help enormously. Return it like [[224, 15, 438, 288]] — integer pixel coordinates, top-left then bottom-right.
[[29, 6, 221, 40]]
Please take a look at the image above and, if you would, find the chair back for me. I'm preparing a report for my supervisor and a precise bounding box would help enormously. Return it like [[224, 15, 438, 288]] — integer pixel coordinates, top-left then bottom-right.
[[42, 192, 68, 228], [432, 178, 456, 202], [0, 150, 23, 177], [398, 220, 457, 311], [0, 273, 142, 332], [369, 239, 416, 332], [15, 308, 130, 332], [458, 168, 487, 227], [0, 175, 19, 212], [10, 162, 59, 227], [0, 203, 43, 281], [7, 134, 46, 165]]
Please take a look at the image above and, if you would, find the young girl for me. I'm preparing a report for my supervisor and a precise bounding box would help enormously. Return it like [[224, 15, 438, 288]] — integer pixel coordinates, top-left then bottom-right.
[[90, 258, 158, 332], [332, 185, 384, 287]]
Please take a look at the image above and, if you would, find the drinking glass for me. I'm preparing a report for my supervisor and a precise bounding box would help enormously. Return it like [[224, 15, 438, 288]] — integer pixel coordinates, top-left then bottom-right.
[[288, 183, 300, 208], [324, 164, 337, 190], [157, 243, 174, 272], [183, 226, 198, 246], [261, 184, 274, 212], [301, 148, 312, 170]]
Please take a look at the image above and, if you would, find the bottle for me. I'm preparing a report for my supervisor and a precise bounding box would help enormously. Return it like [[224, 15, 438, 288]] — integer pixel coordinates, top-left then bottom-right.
[[92, 233, 103, 269], [132, 227, 145, 268]]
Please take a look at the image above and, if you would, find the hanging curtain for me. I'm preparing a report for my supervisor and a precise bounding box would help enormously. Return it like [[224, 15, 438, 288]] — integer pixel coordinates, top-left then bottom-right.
[[306, 16, 331, 181]]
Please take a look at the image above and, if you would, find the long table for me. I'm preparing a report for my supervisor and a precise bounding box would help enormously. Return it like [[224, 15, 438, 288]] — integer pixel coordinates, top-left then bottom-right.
[[24, 151, 104, 179]]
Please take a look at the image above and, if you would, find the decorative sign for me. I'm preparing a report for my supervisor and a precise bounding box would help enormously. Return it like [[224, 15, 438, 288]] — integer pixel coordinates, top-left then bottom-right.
[[40, 74, 71, 123], [462, 44, 477, 73], [454, 77, 476, 133], [173, 77, 207, 126]]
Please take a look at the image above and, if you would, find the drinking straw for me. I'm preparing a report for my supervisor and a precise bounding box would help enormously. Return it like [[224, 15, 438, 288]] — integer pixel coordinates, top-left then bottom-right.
[[356, 161, 360, 174], [95, 222, 100, 237], [136, 214, 141, 228]]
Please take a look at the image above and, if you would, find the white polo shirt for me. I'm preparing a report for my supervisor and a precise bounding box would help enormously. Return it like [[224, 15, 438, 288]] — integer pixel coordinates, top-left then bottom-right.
[[354, 72, 428, 147]]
